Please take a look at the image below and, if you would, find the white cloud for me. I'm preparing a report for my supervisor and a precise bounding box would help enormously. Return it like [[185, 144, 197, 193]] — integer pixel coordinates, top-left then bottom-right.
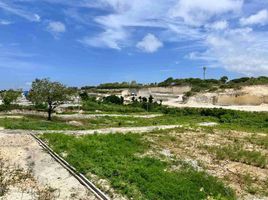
[[81, 0, 243, 49], [208, 20, 229, 30], [240, 9, 268, 26], [168, 0, 243, 26], [47, 21, 66, 35], [11, 0, 268, 76], [33, 14, 41, 22], [0, 19, 12, 25], [136, 34, 163, 53], [0, 1, 40, 22], [189, 28, 268, 76], [79, 28, 128, 50]]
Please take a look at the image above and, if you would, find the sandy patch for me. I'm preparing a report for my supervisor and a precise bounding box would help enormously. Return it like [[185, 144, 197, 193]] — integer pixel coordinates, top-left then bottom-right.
[[198, 122, 218, 127], [0, 115, 23, 119], [0, 132, 97, 200], [163, 100, 268, 112], [56, 113, 162, 119]]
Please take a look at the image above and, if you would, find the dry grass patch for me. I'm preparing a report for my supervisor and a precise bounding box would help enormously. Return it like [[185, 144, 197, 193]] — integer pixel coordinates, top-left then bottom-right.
[[144, 128, 268, 199]]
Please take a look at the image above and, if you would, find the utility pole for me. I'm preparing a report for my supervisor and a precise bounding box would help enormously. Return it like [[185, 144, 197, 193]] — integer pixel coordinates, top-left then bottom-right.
[[203, 66, 207, 80]]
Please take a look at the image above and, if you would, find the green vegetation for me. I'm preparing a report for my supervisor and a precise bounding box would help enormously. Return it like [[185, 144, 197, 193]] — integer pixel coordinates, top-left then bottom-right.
[[28, 78, 73, 120], [81, 81, 145, 90], [228, 76, 268, 86], [103, 95, 124, 105], [159, 107, 268, 133], [41, 133, 235, 200], [0, 90, 21, 108], [247, 134, 268, 149], [157, 76, 268, 97], [158, 76, 268, 88], [0, 116, 78, 130], [204, 144, 267, 168], [97, 81, 143, 89], [0, 113, 211, 130], [82, 100, 147, 113], [81, 94, 163, 113], [0, 107, 267, 133], [80, 76, 268, 90]]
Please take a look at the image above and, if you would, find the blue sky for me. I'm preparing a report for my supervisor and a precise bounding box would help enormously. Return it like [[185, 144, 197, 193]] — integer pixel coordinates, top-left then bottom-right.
[[0, 0, 268, 89]]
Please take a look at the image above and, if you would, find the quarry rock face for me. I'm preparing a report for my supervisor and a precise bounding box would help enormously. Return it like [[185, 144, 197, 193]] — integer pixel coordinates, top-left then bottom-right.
[[216, 94, 265, 106], [184, 85, 268, 106], [215, 85, 268, 106], [122, 86, 191, 101]]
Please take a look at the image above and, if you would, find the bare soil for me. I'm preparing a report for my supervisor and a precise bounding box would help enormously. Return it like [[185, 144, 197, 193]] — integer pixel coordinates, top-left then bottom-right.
[[0, 131, 97, 200]]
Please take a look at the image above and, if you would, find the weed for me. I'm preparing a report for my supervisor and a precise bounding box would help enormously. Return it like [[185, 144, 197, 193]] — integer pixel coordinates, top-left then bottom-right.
[[204, 145, 267, 168], [247, 134, 268, 149]]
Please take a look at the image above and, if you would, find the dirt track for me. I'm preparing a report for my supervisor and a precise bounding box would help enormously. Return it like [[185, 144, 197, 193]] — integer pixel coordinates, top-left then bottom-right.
[[0, 132, 97, 200], [0, 125, 181, 136]]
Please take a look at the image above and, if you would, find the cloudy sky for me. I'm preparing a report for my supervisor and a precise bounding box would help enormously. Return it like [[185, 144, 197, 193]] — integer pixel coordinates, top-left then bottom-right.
[[0, 0, 268, 89]]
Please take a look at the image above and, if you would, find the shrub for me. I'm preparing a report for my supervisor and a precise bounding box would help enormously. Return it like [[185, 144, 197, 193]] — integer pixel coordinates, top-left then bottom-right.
[[103, 95, 124, 105]]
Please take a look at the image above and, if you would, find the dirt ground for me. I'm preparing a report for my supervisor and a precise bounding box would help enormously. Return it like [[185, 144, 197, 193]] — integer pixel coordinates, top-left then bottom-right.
[[0, 131, 98, 200], [145, 128, 268, 200], [163, 99, 268, 112]]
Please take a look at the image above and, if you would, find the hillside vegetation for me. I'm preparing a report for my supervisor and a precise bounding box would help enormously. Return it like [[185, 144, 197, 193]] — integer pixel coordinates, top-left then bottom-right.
[[80, 76, 268, 91]]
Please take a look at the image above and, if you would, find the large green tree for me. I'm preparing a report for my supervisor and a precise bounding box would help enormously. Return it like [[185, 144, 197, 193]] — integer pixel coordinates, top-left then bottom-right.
[[28, 78, 71, 120], [0, 90, 21, 107]]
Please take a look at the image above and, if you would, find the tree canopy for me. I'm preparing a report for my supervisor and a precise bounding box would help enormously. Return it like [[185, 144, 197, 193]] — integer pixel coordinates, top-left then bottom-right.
[[28, 78, 71, 120], [0, 90, 21, 107]]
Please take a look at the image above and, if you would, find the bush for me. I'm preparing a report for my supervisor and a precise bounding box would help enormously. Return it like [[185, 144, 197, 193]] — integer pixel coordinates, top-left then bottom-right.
[[82, 100, 145, 113], [103, 95, 124, 105], [0, 90, 21, 107]]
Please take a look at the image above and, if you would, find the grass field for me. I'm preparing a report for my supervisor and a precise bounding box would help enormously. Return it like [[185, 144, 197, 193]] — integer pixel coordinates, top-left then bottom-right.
[[40, 132, 236, 200], [0, 114, 214, 130], [0, 107, 267, 133], [1, 106, 267, 199]]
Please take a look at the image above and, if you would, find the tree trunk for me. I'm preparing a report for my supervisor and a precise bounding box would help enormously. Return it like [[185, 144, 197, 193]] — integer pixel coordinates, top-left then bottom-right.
[[48, 104, 52, 121]]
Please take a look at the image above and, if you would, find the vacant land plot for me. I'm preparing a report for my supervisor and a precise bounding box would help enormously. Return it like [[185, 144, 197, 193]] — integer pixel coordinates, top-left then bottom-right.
[[40, 131, 236, 200], [0, 107, 267, 200], [40, 124, 268, 200]]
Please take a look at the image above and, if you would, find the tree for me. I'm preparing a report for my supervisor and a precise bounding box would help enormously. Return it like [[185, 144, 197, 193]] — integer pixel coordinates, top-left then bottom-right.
[[142, 97, 147, 103], [0, 90, 21, 107], [28, 78, 71, 120], [79, 91, 89, 101], [148, 95, 154, 104], [220, 76, 228, 84], [103, 95, 123, 105]]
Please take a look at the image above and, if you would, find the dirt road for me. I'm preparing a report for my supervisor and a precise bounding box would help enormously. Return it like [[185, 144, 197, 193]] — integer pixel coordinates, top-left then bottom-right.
[[0, 125, 181, 136]]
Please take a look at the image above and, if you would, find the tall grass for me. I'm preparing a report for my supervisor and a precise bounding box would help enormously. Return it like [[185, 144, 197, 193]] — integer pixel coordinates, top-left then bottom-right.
[[204, 145, 267, 168]]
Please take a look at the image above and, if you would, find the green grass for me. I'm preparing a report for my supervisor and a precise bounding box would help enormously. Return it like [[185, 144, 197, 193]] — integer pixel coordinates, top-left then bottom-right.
[[0, 116, 79, 130], [41, 133, 236, 200], [0, 114, 214, 130], [82, 101, 146, 113], [204, 145, 267, 168], [0, 107, 267, 133], [247, 134, 268, 149]]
